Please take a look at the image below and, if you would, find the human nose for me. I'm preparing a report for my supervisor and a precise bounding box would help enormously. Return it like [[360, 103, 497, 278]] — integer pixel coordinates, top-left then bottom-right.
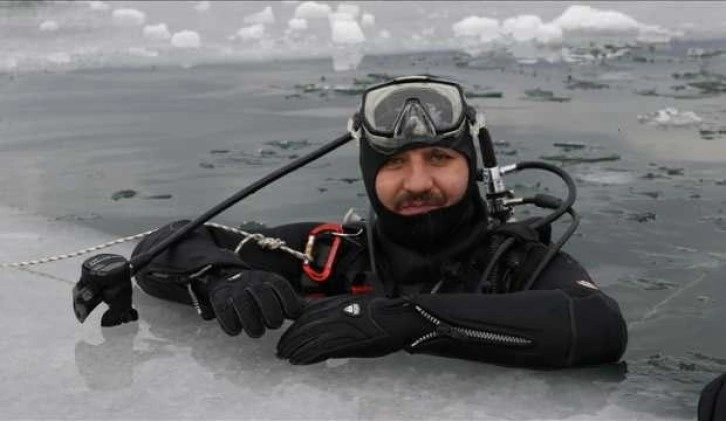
[[402, 158, 434, 193]]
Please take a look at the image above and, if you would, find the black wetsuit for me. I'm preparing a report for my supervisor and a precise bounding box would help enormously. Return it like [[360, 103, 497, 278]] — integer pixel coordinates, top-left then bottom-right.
[[133, 217, 628, 368]]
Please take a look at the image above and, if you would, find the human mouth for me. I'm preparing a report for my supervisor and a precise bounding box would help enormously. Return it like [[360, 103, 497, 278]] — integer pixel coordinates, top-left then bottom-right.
[[397, 201, 442, 215]]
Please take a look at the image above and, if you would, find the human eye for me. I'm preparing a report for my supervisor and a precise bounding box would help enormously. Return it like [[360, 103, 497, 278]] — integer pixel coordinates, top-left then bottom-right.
[[383, 155, 406, 168], [429, 148, 454, 164]]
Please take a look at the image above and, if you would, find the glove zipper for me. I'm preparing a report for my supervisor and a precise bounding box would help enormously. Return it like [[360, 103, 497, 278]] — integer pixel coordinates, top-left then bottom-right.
[[409, 305, 533, 349]]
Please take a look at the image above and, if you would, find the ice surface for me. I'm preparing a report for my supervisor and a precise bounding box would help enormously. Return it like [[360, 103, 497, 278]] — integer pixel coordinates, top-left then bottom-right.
[[0, 207, 711, 420]]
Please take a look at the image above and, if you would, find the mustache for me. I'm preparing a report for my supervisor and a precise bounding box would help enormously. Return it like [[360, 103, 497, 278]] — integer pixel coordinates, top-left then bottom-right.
[[394, 191, 447, 211]]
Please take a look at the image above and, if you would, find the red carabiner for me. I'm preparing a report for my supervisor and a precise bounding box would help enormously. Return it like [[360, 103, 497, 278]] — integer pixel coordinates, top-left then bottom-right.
[[302, 223, 344, 283]]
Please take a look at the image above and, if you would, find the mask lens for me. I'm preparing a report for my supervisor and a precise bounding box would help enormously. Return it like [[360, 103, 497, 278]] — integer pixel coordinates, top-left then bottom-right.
[[363, 82, 463, 135], [392, 100, 438, 142]]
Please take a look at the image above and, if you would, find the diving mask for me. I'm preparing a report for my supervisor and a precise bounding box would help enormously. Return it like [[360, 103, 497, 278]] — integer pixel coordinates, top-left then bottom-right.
[[349, 76, 475, 155]]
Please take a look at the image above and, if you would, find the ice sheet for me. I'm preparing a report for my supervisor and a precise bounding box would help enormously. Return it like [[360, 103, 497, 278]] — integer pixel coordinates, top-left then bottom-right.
[[0, 204, 703, 420]]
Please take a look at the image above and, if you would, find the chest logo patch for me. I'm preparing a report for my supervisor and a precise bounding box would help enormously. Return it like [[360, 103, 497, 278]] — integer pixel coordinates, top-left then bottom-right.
[[343, 303, 361, 317]]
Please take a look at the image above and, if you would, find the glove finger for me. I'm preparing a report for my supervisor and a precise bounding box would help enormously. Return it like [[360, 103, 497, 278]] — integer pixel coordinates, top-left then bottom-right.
[[230, 289, 266, 338], [266, 277, 304, 319], [287, 332, 368, 365], [277, 331, 319, 360], [277, 319, 329, 358], [287, 336, 334, 365], [211, 296, 243, 336], [247, 284, 284, 329]]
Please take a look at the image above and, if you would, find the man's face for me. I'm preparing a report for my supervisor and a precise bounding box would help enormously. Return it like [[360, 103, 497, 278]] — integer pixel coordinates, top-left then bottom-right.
[[374, 146, 469, 216]]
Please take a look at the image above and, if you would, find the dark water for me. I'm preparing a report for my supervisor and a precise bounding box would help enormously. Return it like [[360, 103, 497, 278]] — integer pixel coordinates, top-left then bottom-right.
[[1, 48, 726, 418]]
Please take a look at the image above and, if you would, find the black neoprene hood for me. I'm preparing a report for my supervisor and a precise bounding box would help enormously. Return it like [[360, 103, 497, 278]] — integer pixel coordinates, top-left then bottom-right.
[[358, 129, 487, 251]]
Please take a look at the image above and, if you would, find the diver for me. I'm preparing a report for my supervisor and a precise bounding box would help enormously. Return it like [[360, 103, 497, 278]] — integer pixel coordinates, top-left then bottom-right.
[[129, 75, 628, 367], [699, 372, 726, 421]]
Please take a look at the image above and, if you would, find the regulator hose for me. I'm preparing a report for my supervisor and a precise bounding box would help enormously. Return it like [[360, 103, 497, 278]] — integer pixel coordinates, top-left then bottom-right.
[[130, 133, 353, 274], [477, 159, 579, 293]]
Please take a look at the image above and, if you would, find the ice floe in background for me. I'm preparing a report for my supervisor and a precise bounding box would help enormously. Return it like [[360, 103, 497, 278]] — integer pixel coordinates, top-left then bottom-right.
[[170, 30, 201, 49], [126, 47, 158, 58], [1, 1, 726, 73], [39, 20, 60, 32], [329, 5, 366, 71], [193, 1, 210, 13], [243, 6, 275, 26], [637, 108, 704, 128], [87, 1, 110, 12], [142, 23, 171, 41], [111, 8, 146, 27]]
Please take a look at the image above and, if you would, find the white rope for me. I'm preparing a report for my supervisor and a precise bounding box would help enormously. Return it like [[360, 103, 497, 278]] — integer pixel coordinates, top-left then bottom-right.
[[206, 222, 309, 262], [0, 229, 157, 269], [0, 222, 309, 269]]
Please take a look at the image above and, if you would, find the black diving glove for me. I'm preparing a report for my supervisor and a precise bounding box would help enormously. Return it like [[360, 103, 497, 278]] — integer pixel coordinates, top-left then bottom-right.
[[276, 294, 429, 365], [207, 270, 304, 338]]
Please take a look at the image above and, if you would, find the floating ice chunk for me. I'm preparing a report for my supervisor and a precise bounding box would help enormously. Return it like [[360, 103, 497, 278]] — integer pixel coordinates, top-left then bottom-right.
[[47, 52, 71, 64], [143, 23, 171, 41], [235, 24, 266, 41], [2, 58, 18, 72], [331, 47, 364, 72], [330, 18, 365, 44], [193, 1, 210, 12], [244, 6, 275, 25], [287, 18, 307, 31], [637, 107, 703, 128], [552, 5, 640, 35], [39, 20, 59, 32], [112, 8, 146, 27], [361, 13, 375, 28], [688, 48, 706, 57], [127, 47, 159, 58], [336, 4, 360, 19], [452, 16, 501, 40], [598, 71, 634, 81], [638, 24, 678, 44], [577, 169, 635, 185], [379, 30, 391, 39], [330, 11, 355, 22], [535, 23, 563, 46], [502, 15, 563, 46], [502, 15, 541, 42], [171, 30, 201, 49], [87, 1, 110, 11], [294, 1, 331, 20]]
